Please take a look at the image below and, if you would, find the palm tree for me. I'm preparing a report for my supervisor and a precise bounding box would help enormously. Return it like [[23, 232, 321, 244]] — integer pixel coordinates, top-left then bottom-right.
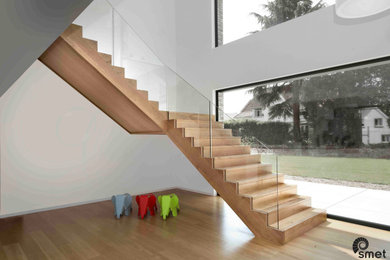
[[249, 0, 326, 142], [249, 80, 303, 142], [250, 0, 326, 32]]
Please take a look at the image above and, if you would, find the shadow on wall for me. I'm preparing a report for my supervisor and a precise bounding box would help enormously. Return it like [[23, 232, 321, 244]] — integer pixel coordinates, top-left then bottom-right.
[[0, 0, 93, 96]]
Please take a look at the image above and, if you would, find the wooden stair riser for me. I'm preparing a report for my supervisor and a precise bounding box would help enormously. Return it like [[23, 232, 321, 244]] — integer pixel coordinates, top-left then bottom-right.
[[149, 101, 159, 110], [238, 175, 285, 195], [282, 210, 327, 243], [98, 53, 112, 65], [169, 112, 215, 121], [252, 186, 297, 210], [82, 38, 97, 51], [175, 119, 224, 129], [225, 164, 272, 182], [193, 137, 241, 147], [137, 90, 149, 100], [267, 197, 312, 226], [184, 128, 232, 138], [214, 154, 261, 168], [126, 78, 137, 88], [112, 66, 125, 78], [203, 146, 251, 158]]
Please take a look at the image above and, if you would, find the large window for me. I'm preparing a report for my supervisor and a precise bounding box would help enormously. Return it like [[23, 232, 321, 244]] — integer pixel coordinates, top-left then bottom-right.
[[216, 0, 335, 46], [216, 58, 390, 227]]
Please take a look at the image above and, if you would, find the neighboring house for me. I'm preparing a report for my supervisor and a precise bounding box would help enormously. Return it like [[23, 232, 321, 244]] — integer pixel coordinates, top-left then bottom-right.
[[360, 107, 390, 144], [234, 97, 293, 123], [234, 97, 390, 146]]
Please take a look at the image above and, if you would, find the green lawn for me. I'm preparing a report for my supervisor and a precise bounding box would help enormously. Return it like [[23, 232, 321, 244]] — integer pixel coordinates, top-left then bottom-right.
[[262, 155, 390, 185]]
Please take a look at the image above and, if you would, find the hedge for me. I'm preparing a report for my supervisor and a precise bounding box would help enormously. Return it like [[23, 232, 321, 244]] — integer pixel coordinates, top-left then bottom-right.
[[224, 120, 291, 146]]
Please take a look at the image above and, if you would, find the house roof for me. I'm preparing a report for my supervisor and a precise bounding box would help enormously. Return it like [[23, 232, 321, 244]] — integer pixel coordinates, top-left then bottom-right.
[[360, 106, 389, 119], [234, 98, 263, 119]]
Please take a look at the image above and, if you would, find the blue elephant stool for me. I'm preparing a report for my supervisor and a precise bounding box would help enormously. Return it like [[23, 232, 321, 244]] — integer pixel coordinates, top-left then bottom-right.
[[111, 193, 132, 219]]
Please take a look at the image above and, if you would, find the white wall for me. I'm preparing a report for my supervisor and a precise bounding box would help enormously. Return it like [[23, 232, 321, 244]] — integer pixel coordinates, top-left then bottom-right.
[[174, 0, 390, 100], [74, 0, 178, 110], [0, 61, 213, 217]]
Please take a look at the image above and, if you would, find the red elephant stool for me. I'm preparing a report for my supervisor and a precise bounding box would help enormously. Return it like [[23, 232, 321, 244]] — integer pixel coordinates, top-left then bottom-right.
[[135, 193, 157, 219]]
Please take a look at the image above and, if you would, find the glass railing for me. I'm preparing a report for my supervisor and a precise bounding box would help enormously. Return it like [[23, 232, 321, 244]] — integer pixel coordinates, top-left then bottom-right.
[[215, 107, 280, 229], [74, 0, 214, 147], [74, 0, 281, 229]]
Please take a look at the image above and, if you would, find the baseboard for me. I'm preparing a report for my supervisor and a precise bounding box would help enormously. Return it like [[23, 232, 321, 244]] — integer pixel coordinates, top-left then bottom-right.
[[0, 197, 111, 219], [178, 186, 216, 196], [0, 186, 215, 218]]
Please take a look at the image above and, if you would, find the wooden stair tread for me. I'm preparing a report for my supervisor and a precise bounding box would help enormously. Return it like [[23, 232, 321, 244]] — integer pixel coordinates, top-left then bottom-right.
[[184, 128, 232, 137], [202, 145, 251, 158], [213, 154, 261, 168], [196, 136, 240, 140], [253, 195, 309, 213], [241, 183, 296, 198], [217, 163, 271, 171], [193, 137, 242, 148], [276, 208, 325, 231], [214, 154, 259, 159], [169, 112, 215, 120], [203, 144, 249, 149], [234, 173, 282, 184], [173, 119, 224, 128]]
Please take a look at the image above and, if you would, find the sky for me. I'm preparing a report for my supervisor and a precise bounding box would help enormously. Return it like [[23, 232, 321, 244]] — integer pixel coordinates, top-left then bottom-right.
[[221, 0, 335, 114], [223, 0, 336, 44]]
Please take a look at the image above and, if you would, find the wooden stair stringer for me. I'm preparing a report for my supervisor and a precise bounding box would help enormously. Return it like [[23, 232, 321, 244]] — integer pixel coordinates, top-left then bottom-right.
[[39, 24, 167, 134], [166, 121, 284, 244]]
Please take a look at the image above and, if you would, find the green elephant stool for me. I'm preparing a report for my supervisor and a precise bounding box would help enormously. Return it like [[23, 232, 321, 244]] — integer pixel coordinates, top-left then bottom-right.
[[158, 194, 180, 220]]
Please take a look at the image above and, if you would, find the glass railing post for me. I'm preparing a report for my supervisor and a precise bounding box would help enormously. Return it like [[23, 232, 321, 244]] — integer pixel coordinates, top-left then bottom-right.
[[276, 154, 280, 229], [112, 8, 115, 65], [209, 101, 213, 158]]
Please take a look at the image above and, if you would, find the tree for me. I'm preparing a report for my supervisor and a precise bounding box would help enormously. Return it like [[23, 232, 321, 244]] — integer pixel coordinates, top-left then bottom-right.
[[249, 1, 390, 147], [249, 0, 327, 143], [250, 0, 326, 32]]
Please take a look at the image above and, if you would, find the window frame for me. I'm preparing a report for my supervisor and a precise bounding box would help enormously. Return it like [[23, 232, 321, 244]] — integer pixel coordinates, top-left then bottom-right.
[[253, 108, 263, 118], [374, 118, 383, 128], [214, 0, 334, 47], [215, 55, 390, 231], [215, 56, 390, 121]]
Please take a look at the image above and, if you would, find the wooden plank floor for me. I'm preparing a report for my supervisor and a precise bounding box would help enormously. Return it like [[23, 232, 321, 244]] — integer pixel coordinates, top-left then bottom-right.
[[0, 189, 389, 259]]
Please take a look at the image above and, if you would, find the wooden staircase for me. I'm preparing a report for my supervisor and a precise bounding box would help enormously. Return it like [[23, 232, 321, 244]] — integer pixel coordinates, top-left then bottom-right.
[[39, 24, 326, 244]]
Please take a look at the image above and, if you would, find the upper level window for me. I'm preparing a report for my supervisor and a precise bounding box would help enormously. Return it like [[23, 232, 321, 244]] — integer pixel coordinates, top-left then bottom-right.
[[215, 0, 335, 46], [254, 109, 263, 117], [375, 118, 383, 127]]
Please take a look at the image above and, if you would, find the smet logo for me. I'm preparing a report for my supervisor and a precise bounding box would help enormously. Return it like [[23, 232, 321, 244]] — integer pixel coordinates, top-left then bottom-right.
[[353, 237, 387, 259]]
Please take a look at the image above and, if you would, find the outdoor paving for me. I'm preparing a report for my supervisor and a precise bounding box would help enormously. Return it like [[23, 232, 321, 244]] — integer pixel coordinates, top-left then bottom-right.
[[284, 179, 390, 226]]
